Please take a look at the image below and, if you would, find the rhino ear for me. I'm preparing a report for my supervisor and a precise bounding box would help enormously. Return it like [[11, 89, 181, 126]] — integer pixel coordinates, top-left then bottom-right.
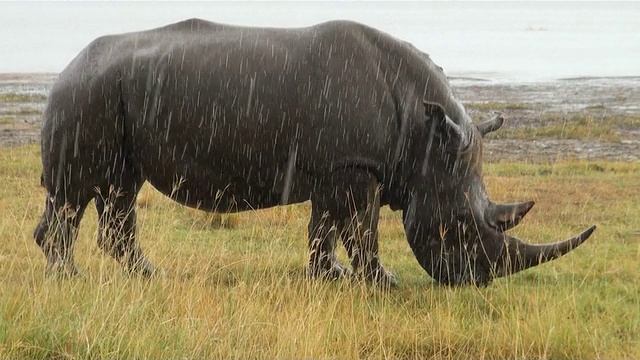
[[423, 101, 469, 151], [423, 101, 446, 123]]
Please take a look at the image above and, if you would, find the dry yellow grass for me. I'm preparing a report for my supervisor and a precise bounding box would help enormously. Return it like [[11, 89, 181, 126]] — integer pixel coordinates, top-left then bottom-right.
[[1, 145, 639, 359]]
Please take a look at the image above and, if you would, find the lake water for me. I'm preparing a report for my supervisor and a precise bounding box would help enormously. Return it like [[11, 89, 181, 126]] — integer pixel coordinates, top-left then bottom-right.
[[1, 1, 638, 82]]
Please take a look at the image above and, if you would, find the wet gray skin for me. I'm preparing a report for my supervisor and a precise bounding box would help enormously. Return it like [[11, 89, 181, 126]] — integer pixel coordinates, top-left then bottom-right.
[[34, 19, 595, 286]]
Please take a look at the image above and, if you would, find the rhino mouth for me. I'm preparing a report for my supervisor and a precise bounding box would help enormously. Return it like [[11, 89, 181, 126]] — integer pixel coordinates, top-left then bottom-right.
[[420, 250, 494, 287]]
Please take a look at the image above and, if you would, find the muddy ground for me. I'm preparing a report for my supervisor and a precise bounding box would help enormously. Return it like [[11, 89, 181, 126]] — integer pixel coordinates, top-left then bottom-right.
[[1, 73, 638, 162]]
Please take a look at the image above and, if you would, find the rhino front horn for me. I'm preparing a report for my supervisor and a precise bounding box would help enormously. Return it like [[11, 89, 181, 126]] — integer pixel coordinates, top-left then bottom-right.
[[501, 225, 596, 276], [477, 113, 504, 137]]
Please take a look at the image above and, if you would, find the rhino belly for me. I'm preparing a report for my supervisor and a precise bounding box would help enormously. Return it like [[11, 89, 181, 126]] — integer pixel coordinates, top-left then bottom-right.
[[130, 121, 311, 212], [145, 170, 283, 213]]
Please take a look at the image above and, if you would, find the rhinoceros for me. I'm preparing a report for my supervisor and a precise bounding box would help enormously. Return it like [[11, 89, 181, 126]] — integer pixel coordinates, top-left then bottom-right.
[[34, 19, 595, 286]]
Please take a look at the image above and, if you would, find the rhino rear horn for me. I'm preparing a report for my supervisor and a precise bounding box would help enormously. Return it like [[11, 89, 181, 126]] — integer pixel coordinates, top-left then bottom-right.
[[477, 113, 504, 137], [486, 200, 535, 231]]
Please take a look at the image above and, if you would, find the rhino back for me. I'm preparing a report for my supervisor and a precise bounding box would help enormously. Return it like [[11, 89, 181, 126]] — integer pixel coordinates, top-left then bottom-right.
[[47, 19, 440, 210]]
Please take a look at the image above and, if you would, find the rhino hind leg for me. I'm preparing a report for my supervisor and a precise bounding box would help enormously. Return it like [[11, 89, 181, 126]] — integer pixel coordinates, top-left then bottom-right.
[[307, 200, 351, 280], [33, 192, 91, 277], [95, 175, 157, 277]]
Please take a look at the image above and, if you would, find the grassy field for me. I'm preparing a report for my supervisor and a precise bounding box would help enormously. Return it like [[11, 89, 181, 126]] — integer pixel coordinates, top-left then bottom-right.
[[465, 101, 640, 143], [1, 145, 638, 359], [491, 113, 640, 142]]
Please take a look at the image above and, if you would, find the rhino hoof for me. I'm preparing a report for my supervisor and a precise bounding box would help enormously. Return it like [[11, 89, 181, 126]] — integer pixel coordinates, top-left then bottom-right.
[[45, 261, 84, 279], [366, 267, 398, 289], [126, 257, 162, 278], [307, 262, 351, 281]]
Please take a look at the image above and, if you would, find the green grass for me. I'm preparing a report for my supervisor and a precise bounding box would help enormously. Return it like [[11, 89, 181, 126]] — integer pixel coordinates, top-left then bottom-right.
[[492, 114, 640, 141], [466, 101, 533, 111], [0, 117, 17, 125], [0, 93, 47, 103], [1, 145, 639, 359]]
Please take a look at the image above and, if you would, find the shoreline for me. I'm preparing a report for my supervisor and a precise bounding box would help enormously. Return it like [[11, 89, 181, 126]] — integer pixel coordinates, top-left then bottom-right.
[[1, 73, 639, 162], [3, 72, 640, 85]]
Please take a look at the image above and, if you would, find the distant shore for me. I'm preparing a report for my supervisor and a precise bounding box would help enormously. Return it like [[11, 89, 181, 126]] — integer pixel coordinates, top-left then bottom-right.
[[1, 73, 638, 162]]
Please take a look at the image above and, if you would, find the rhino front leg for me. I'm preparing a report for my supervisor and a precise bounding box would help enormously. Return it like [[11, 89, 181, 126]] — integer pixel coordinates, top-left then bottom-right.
[[314, 168, 396, 287], [307, 200, 351, 280], [339, 181, 397, 288]]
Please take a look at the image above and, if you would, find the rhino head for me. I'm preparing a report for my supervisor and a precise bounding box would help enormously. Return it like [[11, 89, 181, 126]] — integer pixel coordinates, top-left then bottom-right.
[[403, 101, 595, 286]]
